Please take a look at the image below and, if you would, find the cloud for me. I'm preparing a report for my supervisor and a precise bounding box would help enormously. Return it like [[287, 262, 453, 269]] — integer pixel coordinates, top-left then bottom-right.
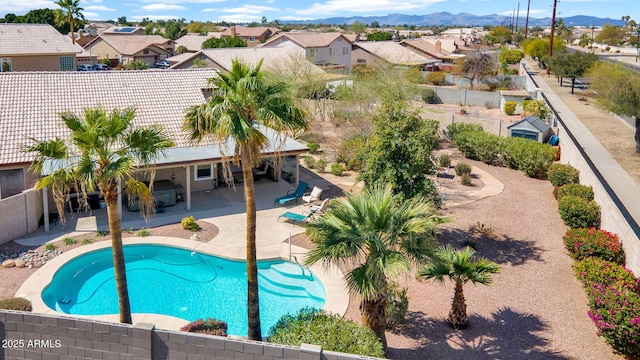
[[139, 0, 225, 3], [130, 14, 180, 20], [84, 5, 115, 11], [217, 14, 262, 23], [221, 5, 277, 14], [0, 1, 57, 14], [81, 11, 101, 19], [293, 0, 446, 16], [142, 4, 187, 11]]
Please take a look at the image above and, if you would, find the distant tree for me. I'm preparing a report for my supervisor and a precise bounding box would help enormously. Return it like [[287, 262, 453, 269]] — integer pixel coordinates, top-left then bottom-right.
[[2, 13, 18, 23], [371, 21, 380, 28], [261, 16, 267, 24], [164, 19, 186, 40], [54, 0, 85, 44], [554, 18, 574, 43], [139, 17, 151, 26], [367, 31, 392, 41], [117, 16, 127, 25], [201, 37, 247, 48], [587, 62, 640, 152], [21, 8, 69, 34], [349, 21, 367, 36], [456, 51, 495, 89], [595, 24, 625, 46], [522, 38, 566, 67], [144, 23, 156, 35], [175, 45, 188, 55], [486, 26, 513, 44], [547, 51, 598, 94], [124, 60, 149, 70]]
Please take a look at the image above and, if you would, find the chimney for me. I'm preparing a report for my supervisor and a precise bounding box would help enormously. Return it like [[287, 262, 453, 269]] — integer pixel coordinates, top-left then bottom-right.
[[435, 40, 441, 54], [230, 26, 236, 38]]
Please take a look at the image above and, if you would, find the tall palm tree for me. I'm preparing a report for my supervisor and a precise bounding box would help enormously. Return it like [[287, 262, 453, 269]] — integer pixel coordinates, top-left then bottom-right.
[[55, 0, 85, 44], [184, 59, 308, 340], [27, 107, 174, 324], [305, 185, 446, 351], [418, 245, 500, 329]]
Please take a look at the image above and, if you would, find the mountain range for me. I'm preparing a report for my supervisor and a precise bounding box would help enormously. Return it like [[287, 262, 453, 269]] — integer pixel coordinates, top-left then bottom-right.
[[286, 12, 624, 27]]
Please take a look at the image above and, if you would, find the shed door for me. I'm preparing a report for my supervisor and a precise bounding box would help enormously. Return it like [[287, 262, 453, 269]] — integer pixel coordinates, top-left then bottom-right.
[[512, 130, 538, 141]]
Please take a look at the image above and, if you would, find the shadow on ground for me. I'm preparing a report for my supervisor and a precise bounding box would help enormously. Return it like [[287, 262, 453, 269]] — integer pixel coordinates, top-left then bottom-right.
[[388, 307, 569, 360]]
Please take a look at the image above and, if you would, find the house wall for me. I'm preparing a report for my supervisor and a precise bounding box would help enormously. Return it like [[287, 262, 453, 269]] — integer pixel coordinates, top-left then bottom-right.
[[88, 41, 119, 61], [0, 310, 381, 360], [0, 188, 42, 245], [269, 38, 351, 72], [4, 54, 77, 72], [351, 47, 385, 67]]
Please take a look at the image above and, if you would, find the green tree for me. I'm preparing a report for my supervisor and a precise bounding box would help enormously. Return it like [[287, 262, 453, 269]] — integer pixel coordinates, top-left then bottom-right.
[[124, 60, 149, 70], [367, 31, 392, 41], [305, 185, 445, 352], [418, 245, 500, 329], [26, 107, 174, 324], [546, 51, 598, 93], [360, 100, 440, 206], [117, 16, 127, 25], [588, 62, 640, 152], [522, 38, 566, 67], [201, 37, 247, 48], [349, 21, 367, 36], [498, 49, 524, 64], [184, 59, 308, 340], [164, 19, 185, 40], [456, 51, 495, 89], [21, 9, 68, 33], [523, 99, 550, 121], [486, 26, 513, 44], [54, 0, 85, 44], [595, 24, 625, 46], [175, 45, 188, 55]]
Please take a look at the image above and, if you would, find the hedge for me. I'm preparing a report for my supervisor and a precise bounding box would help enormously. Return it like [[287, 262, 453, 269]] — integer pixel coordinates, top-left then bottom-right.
[[556, 183, 594, 201], [558, 195, 601, 229], [563, 228, 624, 264]]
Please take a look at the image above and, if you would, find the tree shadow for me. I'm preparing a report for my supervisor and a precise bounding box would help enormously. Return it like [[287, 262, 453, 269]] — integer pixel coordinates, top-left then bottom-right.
[[389, 307, 570, 360], [439, 228, 545, 266]]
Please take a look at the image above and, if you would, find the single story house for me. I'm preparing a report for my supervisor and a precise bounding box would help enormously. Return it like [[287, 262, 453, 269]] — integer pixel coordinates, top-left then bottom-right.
[[507, 115, 552, 143], [352, 41, 440, 70], [220, 26, 280, 47], [84, 35, 175, 67]]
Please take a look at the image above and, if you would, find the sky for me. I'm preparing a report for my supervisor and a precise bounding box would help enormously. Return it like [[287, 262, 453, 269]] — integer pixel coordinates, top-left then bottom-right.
[[0, 0, 635, 24]]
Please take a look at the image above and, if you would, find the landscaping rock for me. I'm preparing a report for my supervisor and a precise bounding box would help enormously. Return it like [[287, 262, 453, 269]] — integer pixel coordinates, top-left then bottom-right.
[[14, 259, 26, 268], [2, 259, 16, 268]]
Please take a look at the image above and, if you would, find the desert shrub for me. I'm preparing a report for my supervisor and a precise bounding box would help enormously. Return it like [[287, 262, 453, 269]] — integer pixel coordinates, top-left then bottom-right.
[[502, 137, 557, 178], [82, 238, 92, 245], [548, 163, 580, 187], [44, 243, 56, 251], [307, 142, 320, 154], [558, 196, 601, 229], [0, 297, 32, 311], [181, 216, 200, 232], [574, 258, 637, 290], [330, 163, 344, 176], [421, 88, 437, 103], [556, 183, 594, 201], [460, 173, 472, 186], [137, 228, 150, 237], [563, 228, 624, 264], [336, 135, 367, 171], [303, 156, 316, 169], [472, 132, 503, 165], [180, 318, 228, 336], [473, 83, 491, 91], [425, 72, 446, 85], [297, 132, 326, 144], [268, 308, 384, 358], [314, 158, 327, 173], [438, 154, 451, 168], [386, 281, 409, 328], [503, 101, 517, 115], [446, 122, 483, 141], [455, 162, 472, 176], [485, 101, 494, 109], [63, 237, 76, 245]]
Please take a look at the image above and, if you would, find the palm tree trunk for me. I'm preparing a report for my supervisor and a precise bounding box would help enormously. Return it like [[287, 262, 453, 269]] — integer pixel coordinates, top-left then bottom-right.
[[241, 151, 261, 341], [69, 14, 75, 45], [360, 293, 388, 353], [104, 184, 132, 324], [449, 282, 467, 329]]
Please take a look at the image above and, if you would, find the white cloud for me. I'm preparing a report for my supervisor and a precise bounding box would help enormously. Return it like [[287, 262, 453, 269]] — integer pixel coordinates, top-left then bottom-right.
[[217, 14, 262, 23], [84, 5, 115, 11], [130, 14, 180, 20], [293, 0, 446, 16], [142, 4, 187, 11], [139, 0, 225, 3], [0, 1, 56, 15], [221, 5, 277, 14], [81, 11, 101, 19]]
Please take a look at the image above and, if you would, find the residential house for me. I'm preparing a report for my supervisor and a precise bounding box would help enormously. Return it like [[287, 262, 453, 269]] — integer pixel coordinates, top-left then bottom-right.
[[0, 69, 307, 239], [352, 41, 440, 70], [103, 26, 145, 35], [221, 26, 280, 47], [262, 32, 353, 72], [175, 32, 223, 53], [84, 35, 175, 67], [0, 23, 81, 72], [401, 38, 465, 70]]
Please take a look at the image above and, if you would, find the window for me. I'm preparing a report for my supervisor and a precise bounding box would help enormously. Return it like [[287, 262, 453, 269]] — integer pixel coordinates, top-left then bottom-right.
[[143, 50, 149, 54], [194, 164, 214, 181], [511, 130, 538, 141], [309, 49, 318, 57], [329, 48, 335, 56], [342, 47, 349, 55], [249, 37, 255, 42], [59, 56, 74, 71], [0, 58, 12, 72]]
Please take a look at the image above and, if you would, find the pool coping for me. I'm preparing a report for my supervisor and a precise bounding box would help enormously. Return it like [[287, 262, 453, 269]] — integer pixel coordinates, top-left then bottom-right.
[[15, 236, 349, 333]]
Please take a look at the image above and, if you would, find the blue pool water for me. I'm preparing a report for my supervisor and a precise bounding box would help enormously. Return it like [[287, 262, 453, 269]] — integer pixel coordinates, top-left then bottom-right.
[[41, 244, 326, 336]]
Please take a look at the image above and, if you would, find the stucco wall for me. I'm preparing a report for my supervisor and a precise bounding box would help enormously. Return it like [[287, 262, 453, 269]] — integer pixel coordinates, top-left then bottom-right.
[[426, 86, 502, 108], [0, 189, 42, 245], [5, 54, 76, 72]]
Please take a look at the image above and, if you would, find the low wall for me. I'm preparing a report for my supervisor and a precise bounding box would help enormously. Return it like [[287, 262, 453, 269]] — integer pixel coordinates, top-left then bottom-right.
[[426, 86, 501, 108], [0, 189, 42, 245], [0, 310, 382, 360]]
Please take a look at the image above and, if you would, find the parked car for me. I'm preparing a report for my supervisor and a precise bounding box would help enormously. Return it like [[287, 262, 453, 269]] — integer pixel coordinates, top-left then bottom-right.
[[77, 64, 93, 71], [93, 64, 110, 71], [155, 60, 171, 69]]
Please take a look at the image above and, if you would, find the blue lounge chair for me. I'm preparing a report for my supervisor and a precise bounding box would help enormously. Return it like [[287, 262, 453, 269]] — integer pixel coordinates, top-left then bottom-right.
[[278, 211, 313, 226], [274, 181, 308, 206]]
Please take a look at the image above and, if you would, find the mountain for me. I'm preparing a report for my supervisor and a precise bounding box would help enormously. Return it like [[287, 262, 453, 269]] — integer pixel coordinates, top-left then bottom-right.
[[284, 12, 624, 27]]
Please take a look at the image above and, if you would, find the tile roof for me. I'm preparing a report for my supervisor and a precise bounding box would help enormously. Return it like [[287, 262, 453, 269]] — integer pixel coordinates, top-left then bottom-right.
[[90, 35, 173, 56], [507, 116, 551, 132], [103, 26, 144, 34], [175, 33, 220, 52], [355, 41, 438, 65], [221, 26, 279, 38], [263, 32, 351, 48], [0, 69, 217, 166], [0, 24, 81, 56]]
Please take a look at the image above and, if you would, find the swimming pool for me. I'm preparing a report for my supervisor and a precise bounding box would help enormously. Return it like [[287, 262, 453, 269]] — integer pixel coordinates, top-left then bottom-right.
[[41, 244, 326, 336]]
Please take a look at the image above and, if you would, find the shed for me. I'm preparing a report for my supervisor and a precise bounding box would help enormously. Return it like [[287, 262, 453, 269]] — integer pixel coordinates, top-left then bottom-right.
[[507, 115, 552, 143]]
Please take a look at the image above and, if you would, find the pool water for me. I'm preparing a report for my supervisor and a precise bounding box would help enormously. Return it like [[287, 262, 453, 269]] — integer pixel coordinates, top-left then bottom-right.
[[41, 244, 326, 336]]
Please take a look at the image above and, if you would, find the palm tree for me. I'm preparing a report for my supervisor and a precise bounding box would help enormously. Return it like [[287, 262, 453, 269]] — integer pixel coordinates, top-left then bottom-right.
[[27, 107, 174, 324], [305, 185, 446, 351], [183, 59, 308, 340], [418, 245, 500, 329], [55, 0, 85, 44]]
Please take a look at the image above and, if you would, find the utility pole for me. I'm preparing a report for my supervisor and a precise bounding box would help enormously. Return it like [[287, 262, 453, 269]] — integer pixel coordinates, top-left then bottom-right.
[[547, 0, 558, 75], [525, 0, 531, 39], [515, 2, 521, 34]]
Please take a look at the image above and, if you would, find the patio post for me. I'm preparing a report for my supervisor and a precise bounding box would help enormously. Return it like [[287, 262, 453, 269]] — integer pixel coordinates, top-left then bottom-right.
[[42, 187, 49, 233], [295, 155, 300, 186], [117, 179, 122, 220], [186, 166, 191, 211]]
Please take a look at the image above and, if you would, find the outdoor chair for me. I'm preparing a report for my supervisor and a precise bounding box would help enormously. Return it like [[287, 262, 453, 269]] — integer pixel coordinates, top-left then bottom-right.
[[274, 181, 308, 206], [310, 198, 330, 215], [302, 186, 323, 205], [278, 211, 314, 226]]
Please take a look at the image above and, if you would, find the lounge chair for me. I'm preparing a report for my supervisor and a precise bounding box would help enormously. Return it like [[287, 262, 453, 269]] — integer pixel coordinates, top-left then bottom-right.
[[275, 181, 308, 206], [302, 186, 323, 205], [278, 211, 313, 226], [310, 198, 330, 215]]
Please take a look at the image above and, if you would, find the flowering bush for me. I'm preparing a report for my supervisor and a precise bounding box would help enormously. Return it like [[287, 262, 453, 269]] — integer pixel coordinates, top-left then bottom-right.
[[180, 318, 227, 336], [573, 258, 638, 291], [563, 228, 624, 264]]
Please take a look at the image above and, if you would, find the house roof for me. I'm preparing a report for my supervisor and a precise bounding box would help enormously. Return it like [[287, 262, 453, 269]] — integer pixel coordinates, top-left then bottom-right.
[[175, 33, 221, 52], [401, 39, 463, 60], [262, 32, 351, 48], [0, 69, 307, 167], [87, 35, 173, 56], [507, 115, 551, 132], [103, 26, 144, 35], [0, 23, 81, 56], [354, 41, 438, 66], [221, 26, 279, 38]]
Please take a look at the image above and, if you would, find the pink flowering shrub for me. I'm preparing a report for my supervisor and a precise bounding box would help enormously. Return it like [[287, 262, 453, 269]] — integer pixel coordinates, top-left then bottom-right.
[[180, 318, 228, 336], [573, 258, 638, 291], [563, 228, 624, 264]]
